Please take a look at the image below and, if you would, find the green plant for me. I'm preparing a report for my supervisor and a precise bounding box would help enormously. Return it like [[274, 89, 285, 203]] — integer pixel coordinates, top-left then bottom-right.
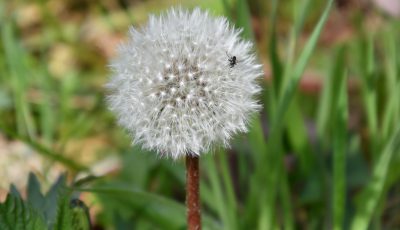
[[1, 0, 400, 229], [0, 173, 90, 230]]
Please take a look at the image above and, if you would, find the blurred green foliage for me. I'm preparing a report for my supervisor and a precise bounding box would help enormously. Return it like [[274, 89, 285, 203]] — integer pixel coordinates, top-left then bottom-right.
[[1, 0, 400, 229]]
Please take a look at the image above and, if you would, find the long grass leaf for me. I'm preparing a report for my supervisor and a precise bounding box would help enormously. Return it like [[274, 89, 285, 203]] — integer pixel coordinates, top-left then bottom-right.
[[332, 56, 348, 230], [272, 0, 333, 133], [381, 31, 398, 140], [350, 126, 400, 229], [219, 152, 238, 229], [1, 20, 36, 138], [205, 154, 235, 230], [235, 0, 254, 40], [259, 1, 334, 229], [269, 0, 282, 97], [280, 165, 294, 230]]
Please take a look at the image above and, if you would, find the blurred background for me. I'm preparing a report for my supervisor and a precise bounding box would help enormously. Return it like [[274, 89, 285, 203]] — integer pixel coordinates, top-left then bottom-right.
[[1, 0, 400, 229]]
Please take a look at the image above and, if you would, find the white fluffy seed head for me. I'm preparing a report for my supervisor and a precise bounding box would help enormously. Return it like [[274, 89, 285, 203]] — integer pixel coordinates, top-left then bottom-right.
[[106, 7, 263, 159]]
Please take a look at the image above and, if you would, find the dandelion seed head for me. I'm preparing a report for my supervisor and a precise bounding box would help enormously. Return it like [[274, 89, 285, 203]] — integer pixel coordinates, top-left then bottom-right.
[[106, 7, 263, 159]]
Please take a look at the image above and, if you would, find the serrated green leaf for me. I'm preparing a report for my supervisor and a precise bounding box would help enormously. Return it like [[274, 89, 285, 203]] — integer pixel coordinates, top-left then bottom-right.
[[0, 173, 90, 230], [0, 194, 47, 230], [9, 184, 21, 197], [52, 191, 74, 230], [44, 174, 68, 229], [27, 173, 46, 213]]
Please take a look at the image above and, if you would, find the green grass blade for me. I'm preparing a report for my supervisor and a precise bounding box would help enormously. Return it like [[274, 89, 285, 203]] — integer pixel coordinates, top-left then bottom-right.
[[381, 31, 399, 140], [1, 20, 36, 138], [37, 66, 56, 144], [244, 116, 267, 228], [293, 0, 312, 36], [280, 165, 294, 230], [357, 36, 378, 157], [273, 0, 333, 133], [332, 62, 348, 230], [259, 1, 333, 229], [268, 0, 282, 97], [285, 99, 313, 172], [258, 128, 283, 230], [350, 126, 400, 230], [220, 0, 234, 19], [204, 154, 236, 230], [365, 36, 378, 150], [235, 0, 254, 40], [200, 180, 219, 215], [219, 152, 238, 229]]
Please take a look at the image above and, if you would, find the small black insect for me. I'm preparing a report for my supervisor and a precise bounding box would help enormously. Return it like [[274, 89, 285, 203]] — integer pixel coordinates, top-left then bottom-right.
[[226, 52, 238, 68]]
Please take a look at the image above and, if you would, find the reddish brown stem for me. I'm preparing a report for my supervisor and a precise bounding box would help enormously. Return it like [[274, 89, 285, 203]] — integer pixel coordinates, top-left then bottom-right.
[[186, 155, 201, 230]]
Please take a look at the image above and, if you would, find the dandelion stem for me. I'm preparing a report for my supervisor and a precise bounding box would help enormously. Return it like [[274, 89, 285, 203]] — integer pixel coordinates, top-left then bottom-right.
[[186, 155, 201, 230]]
